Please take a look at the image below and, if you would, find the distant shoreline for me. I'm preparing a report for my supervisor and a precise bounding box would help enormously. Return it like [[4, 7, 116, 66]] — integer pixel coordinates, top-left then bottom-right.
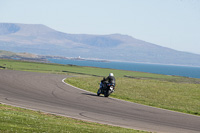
[[1, 54, 200, 68], [48, 58, 200, 79]]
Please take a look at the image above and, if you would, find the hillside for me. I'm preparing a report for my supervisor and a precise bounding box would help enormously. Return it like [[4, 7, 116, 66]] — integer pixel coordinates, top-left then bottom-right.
[[0, 23, 200, 66], [0, 50, 38, 58], [0, 50, 47, 62], [0, 50, 16, 57]]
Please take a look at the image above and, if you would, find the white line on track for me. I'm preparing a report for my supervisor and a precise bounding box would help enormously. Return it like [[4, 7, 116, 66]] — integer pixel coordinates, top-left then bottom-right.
[[62, 78, 93, 94]]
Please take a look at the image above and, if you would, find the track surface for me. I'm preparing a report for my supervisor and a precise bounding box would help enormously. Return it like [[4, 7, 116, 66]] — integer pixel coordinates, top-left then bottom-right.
[[0, 70, 200, 133]]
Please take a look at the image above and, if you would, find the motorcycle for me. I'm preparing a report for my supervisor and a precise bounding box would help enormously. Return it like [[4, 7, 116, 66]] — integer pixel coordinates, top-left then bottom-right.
[[97, 81, 115, 97]]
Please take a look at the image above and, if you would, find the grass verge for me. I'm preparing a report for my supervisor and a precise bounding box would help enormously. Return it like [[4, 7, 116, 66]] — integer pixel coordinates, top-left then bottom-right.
[[65, 76, 200, 116], [0, 104, 145, 133]]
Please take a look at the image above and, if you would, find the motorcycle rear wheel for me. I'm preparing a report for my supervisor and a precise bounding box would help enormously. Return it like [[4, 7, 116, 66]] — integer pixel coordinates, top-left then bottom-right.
[[97, 89, 101, 96], [104, 90, 109, 97]]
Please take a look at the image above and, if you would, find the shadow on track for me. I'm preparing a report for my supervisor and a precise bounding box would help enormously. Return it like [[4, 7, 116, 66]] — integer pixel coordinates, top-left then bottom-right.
[[81, 93, 98, 97]]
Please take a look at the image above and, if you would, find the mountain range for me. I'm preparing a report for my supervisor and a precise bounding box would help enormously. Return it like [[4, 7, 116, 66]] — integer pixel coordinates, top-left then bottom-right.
[[0, 23, 200, 66]]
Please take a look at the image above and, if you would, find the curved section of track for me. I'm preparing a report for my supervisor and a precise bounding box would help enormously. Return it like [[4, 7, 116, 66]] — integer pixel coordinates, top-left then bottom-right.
[[0, 70, 200, 133]]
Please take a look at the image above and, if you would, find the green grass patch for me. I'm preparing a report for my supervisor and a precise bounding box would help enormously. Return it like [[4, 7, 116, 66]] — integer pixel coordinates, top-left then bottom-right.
[[0, 104, 145, 133], [65, 76, 200, 116]]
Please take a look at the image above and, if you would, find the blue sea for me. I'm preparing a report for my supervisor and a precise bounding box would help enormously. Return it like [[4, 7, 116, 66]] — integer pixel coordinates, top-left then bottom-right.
[[48, 58, 200, 79]]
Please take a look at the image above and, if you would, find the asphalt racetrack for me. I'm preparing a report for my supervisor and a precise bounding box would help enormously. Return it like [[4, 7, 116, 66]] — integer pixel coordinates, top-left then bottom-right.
[[0, 70, 200, 133]]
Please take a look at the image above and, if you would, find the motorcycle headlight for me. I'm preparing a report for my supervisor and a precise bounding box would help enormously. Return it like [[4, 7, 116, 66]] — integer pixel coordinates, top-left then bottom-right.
[[110, 86, 114, 90]]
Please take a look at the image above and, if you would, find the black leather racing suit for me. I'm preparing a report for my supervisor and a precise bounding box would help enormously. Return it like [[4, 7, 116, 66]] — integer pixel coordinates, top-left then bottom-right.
[[101, 76, 116, 90], [105, 76, 116, 84]]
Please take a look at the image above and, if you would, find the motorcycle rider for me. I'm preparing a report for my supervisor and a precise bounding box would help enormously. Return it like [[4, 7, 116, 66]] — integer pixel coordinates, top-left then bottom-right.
[[97, 73, 116, 96], [101, 73, 116, 90]]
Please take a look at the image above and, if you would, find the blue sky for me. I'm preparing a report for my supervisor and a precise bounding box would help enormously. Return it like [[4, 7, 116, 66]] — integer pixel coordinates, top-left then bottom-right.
[[0, 0, 200, 54]]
